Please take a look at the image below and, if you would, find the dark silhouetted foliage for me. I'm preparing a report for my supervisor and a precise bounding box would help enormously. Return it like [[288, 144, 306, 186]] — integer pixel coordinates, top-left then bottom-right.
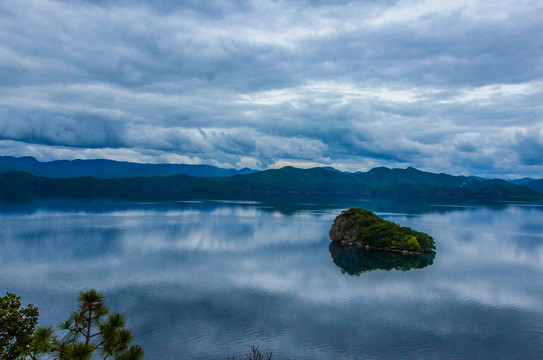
[[0, 293, 39, 360], [228, 345, 273, 360], [14, 289, 144, 360]]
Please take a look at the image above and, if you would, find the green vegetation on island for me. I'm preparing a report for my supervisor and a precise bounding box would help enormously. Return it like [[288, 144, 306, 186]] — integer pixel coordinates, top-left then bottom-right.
[[329, 208, 436, 254]]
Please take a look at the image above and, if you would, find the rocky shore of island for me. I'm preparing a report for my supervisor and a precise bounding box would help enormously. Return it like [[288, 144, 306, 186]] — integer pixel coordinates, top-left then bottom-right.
[[329, 208, 436, 255]]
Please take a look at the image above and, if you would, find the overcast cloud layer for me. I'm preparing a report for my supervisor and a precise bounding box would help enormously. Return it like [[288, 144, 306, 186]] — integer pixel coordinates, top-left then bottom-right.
[[1, 0, 543, 177]]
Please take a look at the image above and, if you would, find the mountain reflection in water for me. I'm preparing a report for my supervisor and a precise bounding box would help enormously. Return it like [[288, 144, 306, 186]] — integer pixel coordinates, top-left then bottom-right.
[[2, 199, 543, 359], [329, 242, 435, 275]]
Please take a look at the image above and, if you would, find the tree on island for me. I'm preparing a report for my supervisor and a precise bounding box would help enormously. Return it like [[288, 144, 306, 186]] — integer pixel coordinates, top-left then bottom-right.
[[0, 290, 143, 360], [330, 208, 436, 253]]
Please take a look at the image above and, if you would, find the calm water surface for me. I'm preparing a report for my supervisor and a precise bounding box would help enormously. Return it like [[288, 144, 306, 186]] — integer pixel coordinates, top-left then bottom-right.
[[1, 199, 543, 359]]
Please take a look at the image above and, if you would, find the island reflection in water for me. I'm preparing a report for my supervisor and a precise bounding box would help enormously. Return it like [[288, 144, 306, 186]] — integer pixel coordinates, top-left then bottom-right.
[[329, 242, 435, 275], [1, 199, 543, 359]]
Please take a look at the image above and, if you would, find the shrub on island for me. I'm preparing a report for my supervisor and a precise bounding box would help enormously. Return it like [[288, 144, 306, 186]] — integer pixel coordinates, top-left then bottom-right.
[[329, 208, 436, 254]]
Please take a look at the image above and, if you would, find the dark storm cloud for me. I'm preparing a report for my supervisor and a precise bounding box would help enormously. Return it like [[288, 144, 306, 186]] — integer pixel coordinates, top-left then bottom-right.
[[513, 128, 543, 165], [0, 107, 129, 148], [1, 0, 543, 176]]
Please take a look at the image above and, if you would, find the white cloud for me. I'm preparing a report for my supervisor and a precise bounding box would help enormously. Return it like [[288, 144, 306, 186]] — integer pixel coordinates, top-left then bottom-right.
[[0, 0, 543, 176]]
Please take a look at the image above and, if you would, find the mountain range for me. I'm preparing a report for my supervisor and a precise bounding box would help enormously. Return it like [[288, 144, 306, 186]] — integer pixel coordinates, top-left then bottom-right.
[[0, 156, 256, 178], [0, 157, 540, 202]]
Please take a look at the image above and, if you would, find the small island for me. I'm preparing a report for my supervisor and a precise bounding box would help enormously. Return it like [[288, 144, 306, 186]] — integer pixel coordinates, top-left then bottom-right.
[[329, 208, 436, 255]]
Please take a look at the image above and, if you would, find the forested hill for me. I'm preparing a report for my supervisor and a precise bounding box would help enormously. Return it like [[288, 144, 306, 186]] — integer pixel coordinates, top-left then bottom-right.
[[355, 166, 475, 188], [523, 179, 543, 194], [0, 166, 539, 202], [0, 156, 256, 178]]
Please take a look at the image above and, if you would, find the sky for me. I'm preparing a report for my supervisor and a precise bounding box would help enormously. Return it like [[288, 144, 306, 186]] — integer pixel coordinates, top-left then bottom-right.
[[0, 0, 542, 178]]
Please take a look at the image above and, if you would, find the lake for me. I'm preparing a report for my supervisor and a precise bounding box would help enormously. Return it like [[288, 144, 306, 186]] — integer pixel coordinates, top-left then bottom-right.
[[1, 199, 543, 359]]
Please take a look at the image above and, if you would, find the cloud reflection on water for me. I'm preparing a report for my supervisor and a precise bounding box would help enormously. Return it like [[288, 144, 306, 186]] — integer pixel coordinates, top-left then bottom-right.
[[1, 201, 543, 359]]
